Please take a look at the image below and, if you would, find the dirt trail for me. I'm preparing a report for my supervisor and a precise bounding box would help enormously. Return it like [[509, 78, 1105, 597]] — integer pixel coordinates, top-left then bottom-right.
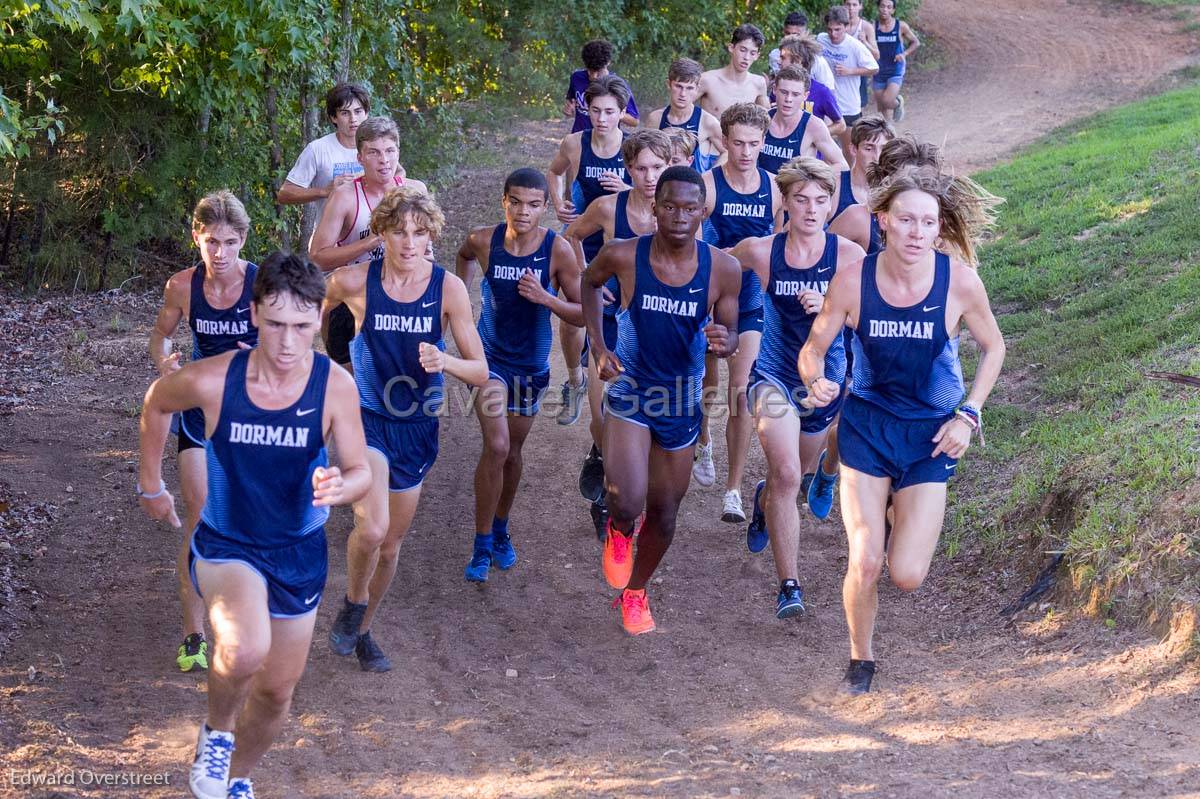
[[2, 0, 1199, 797]]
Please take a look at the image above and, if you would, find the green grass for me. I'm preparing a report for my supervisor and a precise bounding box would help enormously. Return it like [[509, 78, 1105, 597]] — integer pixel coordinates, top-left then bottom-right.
[[949, 83, 1200, 624]]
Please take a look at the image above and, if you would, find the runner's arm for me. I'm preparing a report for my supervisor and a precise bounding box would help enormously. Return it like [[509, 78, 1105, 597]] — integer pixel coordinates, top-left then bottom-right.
[[523, 233, 584, 326], [547, 135, 581, 224], [811, 118, 849, 169], [276, 177, 355, 206], [434, 273, 490, 387], [897, 22, 921, 60], [708, 249, 741, 358], [319, 265, 366, 345], [580, 241, 629, 376], [955, 266, 1006, 409], [317, 366, 372, 507], [149, 272, 189, 376], [455, 227, 486, 290], [754, 75, 771, 109], [309, 186, 379, 271], [798, 267, 857, 405], [728, 236, 771, 287], [702, 112, 727, 156]]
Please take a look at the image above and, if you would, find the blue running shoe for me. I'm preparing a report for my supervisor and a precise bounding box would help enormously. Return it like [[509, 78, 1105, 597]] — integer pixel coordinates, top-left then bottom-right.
[[808, 450, 838, 520], [746, 480, 769, 553], [464, 535, 493, 582], [227, 778, 256, 798], [776, 579, 805, 619], [492, 528, 517, 570]]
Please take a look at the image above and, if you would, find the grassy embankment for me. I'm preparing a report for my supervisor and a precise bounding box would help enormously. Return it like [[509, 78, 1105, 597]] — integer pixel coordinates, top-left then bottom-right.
[[948, 79, 1200, 635]]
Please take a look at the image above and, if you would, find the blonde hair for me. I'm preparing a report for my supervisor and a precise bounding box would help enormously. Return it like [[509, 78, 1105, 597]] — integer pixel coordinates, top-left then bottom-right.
[[192, 190, 250, 237], [666, 127, 699, 158], [775, 157, 836, 198], [866, 134, 943, 187], [370, 186, 446, 240], [870, 165, 1003, 266]]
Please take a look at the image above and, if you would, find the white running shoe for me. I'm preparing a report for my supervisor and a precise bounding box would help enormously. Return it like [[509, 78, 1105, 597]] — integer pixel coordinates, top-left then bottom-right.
[[190, 724, 235, 799], [721, 489, 746, 523], [556, 376, 587, 426], [894, 94, 906, 122], [692, 442, 716, 487], [227, 778, 256, 799]]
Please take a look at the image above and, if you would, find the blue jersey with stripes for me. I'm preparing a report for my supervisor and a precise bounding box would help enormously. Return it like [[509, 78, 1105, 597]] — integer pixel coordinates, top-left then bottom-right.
[[479, 225, 555, 373], [758, 111, 812, 175], [189, 263, 259, 359], [875, 19, 906, 79], [851, 251, 963, 418], [658, 106, 714, 172], [200, 350, 330, 547], [609, 236, 711, 403], [709, 167, 773, 311], [601, 191, 641, 317], [759, 233, 846, 384], [578, 130, 627, 262], [349, 260, 446, 422]]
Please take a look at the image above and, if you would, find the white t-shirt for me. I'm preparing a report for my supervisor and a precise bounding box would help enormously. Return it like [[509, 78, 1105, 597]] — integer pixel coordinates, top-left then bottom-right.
[[284, 132, 364, 219], [810, 56, 836, 91], [817, 33, 878, 116]]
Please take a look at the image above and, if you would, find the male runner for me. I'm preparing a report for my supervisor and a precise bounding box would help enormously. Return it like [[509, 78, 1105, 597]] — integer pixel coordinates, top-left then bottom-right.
[[275, 84, 369, 236], [818, 6, 879, 156], [696, 103, 784, 519], [799, 165, 1004, 693], [564, 39, 639, 131], [645, 58, 725, 172], [138, 252, 372, 799], [696, 24, 771, 117], [323, 187, 488, 671], [581, 166, 742, 635], [667, 128, 701, 168], [732, 158, 864, 618], [845, 0, 881, 115], [768, 11, 810, 74], [759, 65, 847, 173], [828, 116, 896, 255], [457, 169, 583, 580], [547, 75, 631, 426], [565, 130, 673, 536], [310, 116, 428, 370], [777, 34, 843, 139], [872, 0, 921, 122], [149, 191, 259, 674]]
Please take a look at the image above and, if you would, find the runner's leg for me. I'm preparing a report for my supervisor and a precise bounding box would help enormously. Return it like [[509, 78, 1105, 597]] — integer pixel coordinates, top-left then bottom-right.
[[886, 481, 948, 592], [839, 466, 891, 661], [626, 442, 694, 591], [359, 486, 422, 633], [178, 448, 208, 638]]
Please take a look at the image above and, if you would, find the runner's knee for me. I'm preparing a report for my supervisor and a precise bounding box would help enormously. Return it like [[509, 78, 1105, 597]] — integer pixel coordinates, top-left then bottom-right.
[[848, 548, 884, 587], [767, 461, 803, 496], [213, 638, 269, 679], [889, 561, 930, 593]]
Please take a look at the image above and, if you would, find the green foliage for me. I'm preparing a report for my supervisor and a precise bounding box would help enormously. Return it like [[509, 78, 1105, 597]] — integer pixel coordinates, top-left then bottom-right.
[[951, 83, 1200, 618]]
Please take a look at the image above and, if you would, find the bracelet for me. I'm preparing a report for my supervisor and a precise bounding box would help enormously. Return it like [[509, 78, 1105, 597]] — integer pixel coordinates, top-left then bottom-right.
[[954, 403, 985, 447], [136, 480, 167, 500]]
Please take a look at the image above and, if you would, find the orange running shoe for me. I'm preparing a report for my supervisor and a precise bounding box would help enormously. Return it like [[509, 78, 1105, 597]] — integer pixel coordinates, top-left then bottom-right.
[[602, 518, 637, 589], [612, 588, 656, 635]]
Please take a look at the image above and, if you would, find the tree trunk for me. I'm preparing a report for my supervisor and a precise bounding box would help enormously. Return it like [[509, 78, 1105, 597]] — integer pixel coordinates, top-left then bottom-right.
[[337, 0, 353, 83], [298, 71, 323, 253], [263, 63, 292, 252]]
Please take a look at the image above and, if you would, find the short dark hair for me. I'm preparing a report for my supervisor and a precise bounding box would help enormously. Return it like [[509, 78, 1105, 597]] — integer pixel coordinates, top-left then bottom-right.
[[581, 40, 614, 72], [325, 83, 370, 121], [731, 23, 765, 48], [825, 6, 850, 26], [784, 11, 808, 27], [655, 165, 706, 202], [584, 75, 631, 111], [503, 167, 550, 199], [254, 252, 326, 309]]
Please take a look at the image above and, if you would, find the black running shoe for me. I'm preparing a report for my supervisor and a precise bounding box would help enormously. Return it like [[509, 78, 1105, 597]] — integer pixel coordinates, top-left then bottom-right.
[[355, 631, 392, 673], [841, 659, 876, 694], [328, 596, 367, 656], [579, 444, 606, 502], [590, 496, 609, 542]]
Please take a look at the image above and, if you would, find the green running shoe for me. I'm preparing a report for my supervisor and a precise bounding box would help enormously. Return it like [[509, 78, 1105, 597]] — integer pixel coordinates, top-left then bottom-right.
[[177, 633, 209, 672]]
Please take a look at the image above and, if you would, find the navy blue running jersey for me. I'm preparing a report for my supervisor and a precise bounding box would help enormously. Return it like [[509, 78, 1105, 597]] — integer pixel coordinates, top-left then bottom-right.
[[578, 130, 627, 262], [759, 233, 846, 385], [479, 225, 555, 373], [189, 263, 259, 359], [758, 112, 812, 175], [709, 167, 774, 312]]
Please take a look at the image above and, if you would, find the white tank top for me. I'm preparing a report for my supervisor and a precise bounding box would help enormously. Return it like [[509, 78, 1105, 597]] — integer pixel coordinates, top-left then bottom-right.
[[337, 175, 404, 265]]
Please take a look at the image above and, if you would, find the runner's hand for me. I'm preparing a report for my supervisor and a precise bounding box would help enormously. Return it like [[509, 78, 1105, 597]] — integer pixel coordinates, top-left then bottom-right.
[[327, 174, 356, 195], [798, 289, 824, 315], [932, 417, 971, 459], [140, 490, 181, 528], [601, 285, 616, 305], [157, 352, 182, 377], [801, 377, 839, 409], [418, 342, 445, 373], [704, 322, 730, 355], [598, 170, 629, 193], [312, 466, 346, 507], [556, 201, 578, 225], [594, 348, 623, 381], [895, 53, 906, 63], [517, 268, 554, 306], [835, 64, 855, 77]]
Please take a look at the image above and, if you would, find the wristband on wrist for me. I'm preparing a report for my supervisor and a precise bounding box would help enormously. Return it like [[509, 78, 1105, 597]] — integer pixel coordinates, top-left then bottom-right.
[[136, 480, 167, 500], [954, 403, 984, 446]]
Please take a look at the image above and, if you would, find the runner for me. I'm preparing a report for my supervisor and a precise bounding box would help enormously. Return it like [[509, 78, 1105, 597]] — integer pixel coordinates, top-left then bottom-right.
[[581, 166, 742, 635], [666, 128, 701, 168], [696, 24, 771, 117], [324, 187, 488, 671], [818, 6, 879, 157], [275, 83, 369, 236], [547, 75, 631, 427], [831, 128, 932, 259], [564, 130, 673, 537], [732, 158, 864, 618], [696, 103, 784, 520], [457, 168, 583, 580], [645, 58, 725, 172], [148, 191, 260, 674], [759, 65, 847, 173], [564, 39, 639, 132], [845, 0, 881, 118], [828, 116, 897, 255], [138, 251, 372, 799], [310, 116, 428, 371], [798, 164, 1005, 693], [777, 34, 844, 139], [872, 0, 921, 122], [768, 11, 811, 74]]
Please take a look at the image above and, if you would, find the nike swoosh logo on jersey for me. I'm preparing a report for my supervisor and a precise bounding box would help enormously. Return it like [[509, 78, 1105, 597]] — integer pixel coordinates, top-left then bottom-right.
[[304, 592, 320, 605], [533, 256, 547, 261], [422, 300, 437, 308], [817, 266, 832, 273], [944, 464, 955, 470], [757, 192, 769, 198], [236, 307, 249, 314], [923, 305, 941, 313], [296, 408, 317, 417], [688, 287, 703, 294]]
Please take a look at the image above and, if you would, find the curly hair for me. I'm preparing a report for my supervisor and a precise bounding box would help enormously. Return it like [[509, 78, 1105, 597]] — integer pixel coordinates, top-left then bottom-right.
[[370, 186, 446, 241]]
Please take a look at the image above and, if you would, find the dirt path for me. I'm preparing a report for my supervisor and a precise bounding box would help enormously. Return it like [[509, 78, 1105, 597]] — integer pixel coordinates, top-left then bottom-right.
[[2, 1, 1199, 797]]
